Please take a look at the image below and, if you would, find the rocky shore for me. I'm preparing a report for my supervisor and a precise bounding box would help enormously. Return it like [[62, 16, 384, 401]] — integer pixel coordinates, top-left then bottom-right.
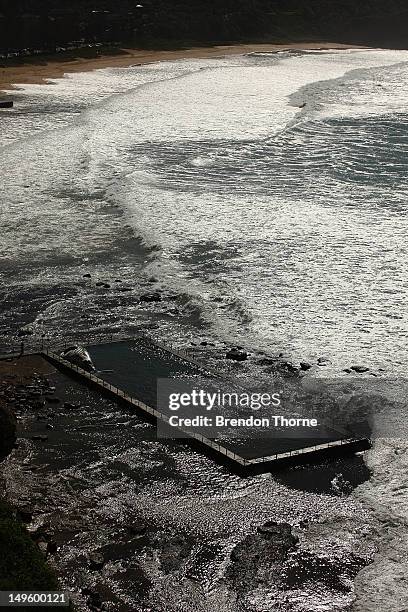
[[0, 355, 59, 594], [0, 401, 16, 460], [0, 356, 54, 455], [0, 350, 378, 610]]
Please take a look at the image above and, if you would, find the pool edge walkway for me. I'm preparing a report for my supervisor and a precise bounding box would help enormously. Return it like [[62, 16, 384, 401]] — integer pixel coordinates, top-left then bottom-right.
[[41, 349, 371, 476]]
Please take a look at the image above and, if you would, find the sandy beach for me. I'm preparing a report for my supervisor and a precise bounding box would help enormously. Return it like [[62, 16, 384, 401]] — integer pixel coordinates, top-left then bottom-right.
[[0, 41, 368, 93]]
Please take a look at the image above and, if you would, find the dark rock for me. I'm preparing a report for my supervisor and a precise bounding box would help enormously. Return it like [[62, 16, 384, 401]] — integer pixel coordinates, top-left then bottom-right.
[[18, 328, 33, 336], [140, 292, 162, 303], [103, 283, 111, 289], [277, 361, 300, 375], [95, 281, 105, 287], [37, 540, 48, 555], [331, 473, 353, 496], [257, 357, 277, 366], [89, 551, 105, 571], [31, 435, 48, 442], [226, 348, 248, 362], [47, 541, 58, 554], [46, 396, 60, 403], [0, 404, 16, 460], [300, 362, 312, 371], [159, 535, 194, 573], [350, 365, 370, 373], [148, 276, 158, 283], [127, 521, 147, 536], [343, 368, 352, 374], [257, 522, 299, 548], [83, 273, 91, 278], [227, 521, 299, 590], [317, 357, 330, 365], [17, 507, 33, 523], [83, 588, 103, 609]]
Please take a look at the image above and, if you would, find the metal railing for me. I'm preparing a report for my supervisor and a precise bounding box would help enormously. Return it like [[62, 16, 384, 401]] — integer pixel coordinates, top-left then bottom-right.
[[39, 348, 368, 471], [247, 437, 362, 465], [1, 331, 213, 373], [42, 349, 246, 465]]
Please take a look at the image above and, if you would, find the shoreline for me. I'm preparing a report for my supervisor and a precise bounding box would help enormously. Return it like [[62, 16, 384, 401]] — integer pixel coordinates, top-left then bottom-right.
[[0, 351, 374, 609], [0, 41, 371, 93]]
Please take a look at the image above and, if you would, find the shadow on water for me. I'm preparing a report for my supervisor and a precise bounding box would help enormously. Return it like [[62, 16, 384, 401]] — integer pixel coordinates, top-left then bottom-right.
[[275, 454, 371, 494]]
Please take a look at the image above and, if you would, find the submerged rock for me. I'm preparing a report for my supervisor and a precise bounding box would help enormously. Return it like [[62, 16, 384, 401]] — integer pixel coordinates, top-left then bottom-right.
[[83, 588, 103, 610], [226, 348, 248, 362], [18, 328, 33, 337], [257, 521, 299, 548], [89, 551, 105, 571], [278, 361, 300, 375], [140, 292, 162, 303], [227, 521, 299, 591], [331, 473, 353, 496], [257, 357, 277, 366], [127, 521, 147, 536], [159, 534, 193, 573]]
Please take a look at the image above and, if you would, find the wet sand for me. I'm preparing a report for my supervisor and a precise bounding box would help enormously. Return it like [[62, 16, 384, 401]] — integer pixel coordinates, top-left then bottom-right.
[[0, 41, 370, 93]]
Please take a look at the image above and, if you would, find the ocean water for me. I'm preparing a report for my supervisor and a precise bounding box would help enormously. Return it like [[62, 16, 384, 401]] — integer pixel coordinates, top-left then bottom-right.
[[1, 49, 408, 374], [2, 49, 408, 610]]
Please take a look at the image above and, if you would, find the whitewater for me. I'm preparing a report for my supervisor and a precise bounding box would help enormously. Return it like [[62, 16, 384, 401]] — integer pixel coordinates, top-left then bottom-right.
[[2, 48, 408, 610]]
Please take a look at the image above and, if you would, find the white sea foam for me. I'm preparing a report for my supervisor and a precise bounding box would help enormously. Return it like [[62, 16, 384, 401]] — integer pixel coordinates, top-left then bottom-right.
[[2, 50, 408, 368]]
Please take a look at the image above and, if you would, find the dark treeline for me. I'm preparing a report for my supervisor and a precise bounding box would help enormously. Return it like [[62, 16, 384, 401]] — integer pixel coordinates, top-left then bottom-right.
[[0, 0, 407, 55]]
